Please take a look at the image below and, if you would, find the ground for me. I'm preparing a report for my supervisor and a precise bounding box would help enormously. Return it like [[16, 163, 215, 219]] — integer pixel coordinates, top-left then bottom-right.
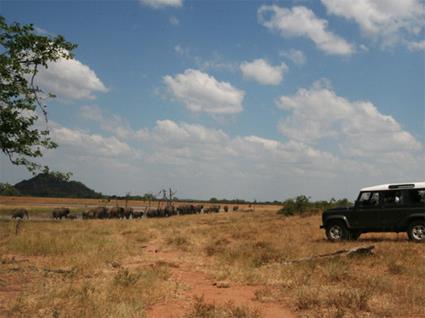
[[0, 197, 424, 318]]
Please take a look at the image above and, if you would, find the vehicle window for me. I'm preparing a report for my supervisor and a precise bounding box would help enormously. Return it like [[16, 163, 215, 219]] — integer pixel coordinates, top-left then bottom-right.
[[404, 189, 425, 205], [358, 192, 371, 206], [370, 192, 380, 206], [357, 192, 380, 207], [382, 190, 402, 206]]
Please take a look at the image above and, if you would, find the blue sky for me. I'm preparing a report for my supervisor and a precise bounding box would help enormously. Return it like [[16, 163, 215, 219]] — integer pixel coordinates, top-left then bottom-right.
[[1, 0, 424, 201]]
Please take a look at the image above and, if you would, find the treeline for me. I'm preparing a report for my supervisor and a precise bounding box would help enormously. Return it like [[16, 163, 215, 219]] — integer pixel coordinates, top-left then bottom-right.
[[278, 195, 352, 216]]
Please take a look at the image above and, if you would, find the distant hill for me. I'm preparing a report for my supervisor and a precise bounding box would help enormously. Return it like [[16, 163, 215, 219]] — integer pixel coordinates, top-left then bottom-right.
[[14, 173, 102, 198]]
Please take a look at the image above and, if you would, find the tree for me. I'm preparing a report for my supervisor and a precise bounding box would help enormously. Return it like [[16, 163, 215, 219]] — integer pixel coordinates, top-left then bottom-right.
[[0, 182, 20, 196], [0, 16, 77, 172]]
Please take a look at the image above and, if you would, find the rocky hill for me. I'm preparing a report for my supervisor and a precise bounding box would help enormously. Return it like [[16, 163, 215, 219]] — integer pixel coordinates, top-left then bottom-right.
[[14, 173, 102, 198]]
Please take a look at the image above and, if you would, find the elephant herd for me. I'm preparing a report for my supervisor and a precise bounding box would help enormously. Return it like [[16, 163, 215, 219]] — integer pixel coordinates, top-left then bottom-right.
[[10, 204, 240, 220], [81, 206, 140, 219]]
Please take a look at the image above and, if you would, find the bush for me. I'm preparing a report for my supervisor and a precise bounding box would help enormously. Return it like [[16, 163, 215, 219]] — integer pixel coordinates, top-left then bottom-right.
[[278, 195, 311, 216], [278, 195, 352, 216], [0, 183, 20, 196]]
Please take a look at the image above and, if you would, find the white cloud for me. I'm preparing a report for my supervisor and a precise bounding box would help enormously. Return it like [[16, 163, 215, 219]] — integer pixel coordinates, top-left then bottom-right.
[[408, 40, 425, 52], [163, 69, 244, 114], [258, 5, 354, 56], [174, 45, 238, 72], [3, 114, 424, 200], [321, 0, 425, 47], [80, 105, 133, 139], [141, 0, 182, 8], [35, 57, 108, 100], [277, 83, 422, 157], [52, 124, 134, 158], [240, 59, 288, 85], [137, 119, 343, 173], [280, 49, 306, 65]]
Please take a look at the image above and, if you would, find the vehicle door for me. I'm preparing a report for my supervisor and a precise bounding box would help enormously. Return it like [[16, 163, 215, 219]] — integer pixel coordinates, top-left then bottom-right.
[[380, 190, 405, 230], [402, 189, 425, 226], [351, 191, 383, 230]]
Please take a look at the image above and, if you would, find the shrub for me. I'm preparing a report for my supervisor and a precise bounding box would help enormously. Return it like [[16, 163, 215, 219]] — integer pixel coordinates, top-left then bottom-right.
[[278, 195, 311, 216], [278, 195, 352, 216]]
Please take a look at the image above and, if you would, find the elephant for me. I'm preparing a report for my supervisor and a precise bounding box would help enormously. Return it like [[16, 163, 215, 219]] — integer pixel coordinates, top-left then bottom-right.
[[132, 211, 143, 219], [95, 206, 109, 219], [11, 208, 29, 219], [109, 206, 124, 219], [52, 208, 70, 219], [83, 206, 107, 219], [123, 207, 133, 219], [223, 206, 229, 212], [164, 206, 176, 217], [177, 205, 192, 215], [205, 205, 220, 213], [177, 204, 201, 215], [146, 208, 167, 218]]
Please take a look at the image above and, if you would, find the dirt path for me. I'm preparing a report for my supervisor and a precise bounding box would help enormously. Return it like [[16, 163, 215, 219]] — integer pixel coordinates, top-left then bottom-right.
[[140, 240, 294, 318]]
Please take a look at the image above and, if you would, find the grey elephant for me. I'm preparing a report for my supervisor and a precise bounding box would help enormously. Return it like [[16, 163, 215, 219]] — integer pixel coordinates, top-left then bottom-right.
[[132, 210, 143, 219], [123, 207, 133, 219], [12, 208, 29, 219], [109, 206, 124, 219], [82, 206, 107, 219], [52, 208, 70, 219]]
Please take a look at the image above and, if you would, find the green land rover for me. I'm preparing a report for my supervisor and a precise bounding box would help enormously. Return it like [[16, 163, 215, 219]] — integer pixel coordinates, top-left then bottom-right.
[[321, 182, 425, 242]]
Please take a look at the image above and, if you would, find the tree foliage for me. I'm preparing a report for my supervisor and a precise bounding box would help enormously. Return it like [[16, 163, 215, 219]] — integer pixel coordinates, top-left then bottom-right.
[[0, 182, 20, 196], [278, 195, 352, 216], [0, 16, 76, 172]]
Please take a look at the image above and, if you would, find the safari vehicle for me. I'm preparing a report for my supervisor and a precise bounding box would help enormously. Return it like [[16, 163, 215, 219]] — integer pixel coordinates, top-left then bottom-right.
[[321, 182, 425, 242]]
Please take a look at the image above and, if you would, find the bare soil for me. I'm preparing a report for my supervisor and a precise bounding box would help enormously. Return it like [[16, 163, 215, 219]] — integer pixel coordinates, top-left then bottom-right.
[[141, 240, 294, 318]]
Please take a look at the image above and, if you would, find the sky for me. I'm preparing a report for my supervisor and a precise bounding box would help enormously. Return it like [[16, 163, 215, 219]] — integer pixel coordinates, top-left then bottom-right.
[[1, 0, 424, 201]]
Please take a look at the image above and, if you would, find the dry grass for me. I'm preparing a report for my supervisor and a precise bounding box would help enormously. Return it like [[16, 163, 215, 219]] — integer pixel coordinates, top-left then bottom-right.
[[185, 296, 260, 318], [0, 198, 424, 318]]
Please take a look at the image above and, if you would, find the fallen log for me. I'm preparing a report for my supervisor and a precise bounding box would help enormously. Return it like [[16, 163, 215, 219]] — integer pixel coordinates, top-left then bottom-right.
[[283, 245, 375, 264]]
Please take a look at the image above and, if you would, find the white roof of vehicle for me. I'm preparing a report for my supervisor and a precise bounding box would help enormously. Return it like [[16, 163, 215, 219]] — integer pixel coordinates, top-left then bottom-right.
[[361, 182, 425, 192]]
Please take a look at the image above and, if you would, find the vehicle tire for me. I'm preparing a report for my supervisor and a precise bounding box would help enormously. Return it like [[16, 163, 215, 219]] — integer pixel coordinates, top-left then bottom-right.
[[326, 222, 350, 242], [350, 231, 361, 240], [407, 221, 425, 242]]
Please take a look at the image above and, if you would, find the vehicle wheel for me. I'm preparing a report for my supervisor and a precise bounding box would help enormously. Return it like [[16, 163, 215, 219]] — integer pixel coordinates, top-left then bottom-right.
[[408, 221, 425, 242], [326, 222, 350, 242], [350, 231, 361, 240]]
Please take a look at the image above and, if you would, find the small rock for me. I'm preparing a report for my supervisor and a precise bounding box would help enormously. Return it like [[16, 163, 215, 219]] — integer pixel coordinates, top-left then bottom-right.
[[110, 261, 121, 268]]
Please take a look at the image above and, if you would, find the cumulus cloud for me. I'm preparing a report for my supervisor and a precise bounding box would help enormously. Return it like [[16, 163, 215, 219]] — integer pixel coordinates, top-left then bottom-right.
[[258, 5, 354, 56], [3, 113, 424, 199], [240, 59, 288, 85], [408, 40, 425, 52], [280, 49, 306, 65], [277, 83, 422, 158], [141, 0, 182, 8], [137, 119, 343, 173], [52, 124, 134, 158], [321, 0, 425, 47], [35, 57, 108, 100], [163, 69, 244, 114], [80, 105, 133, 140]]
